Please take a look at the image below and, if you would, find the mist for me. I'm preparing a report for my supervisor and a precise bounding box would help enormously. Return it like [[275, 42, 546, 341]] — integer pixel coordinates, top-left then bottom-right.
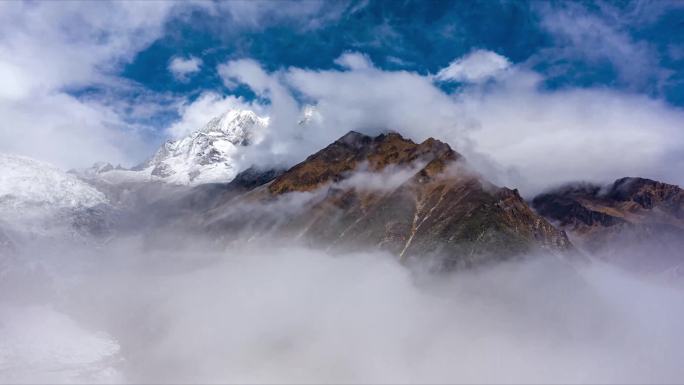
[[2, 232, 684, 384]]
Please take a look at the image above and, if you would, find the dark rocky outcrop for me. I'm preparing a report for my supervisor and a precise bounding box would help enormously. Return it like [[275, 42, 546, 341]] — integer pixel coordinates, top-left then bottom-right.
[[532, 177, 684, 274]]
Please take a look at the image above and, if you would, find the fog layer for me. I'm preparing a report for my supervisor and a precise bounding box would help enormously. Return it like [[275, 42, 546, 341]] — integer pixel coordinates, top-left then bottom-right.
[[1, 236, 683, 383]]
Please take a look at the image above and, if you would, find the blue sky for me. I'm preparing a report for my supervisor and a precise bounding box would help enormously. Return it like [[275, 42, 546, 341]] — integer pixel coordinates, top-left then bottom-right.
[[121, 1, 684, 103], [1, 0, 684, 193]]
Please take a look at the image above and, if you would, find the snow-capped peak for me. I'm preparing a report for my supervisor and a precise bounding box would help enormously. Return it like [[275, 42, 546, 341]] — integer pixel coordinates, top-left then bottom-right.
[[134, 108, 269, 186], [201, 109, 270, 145], [298, 105, 321, 125]]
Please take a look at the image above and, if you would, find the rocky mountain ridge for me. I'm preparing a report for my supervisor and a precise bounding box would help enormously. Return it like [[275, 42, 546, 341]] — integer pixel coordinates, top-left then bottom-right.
[[204, 131, 574, 270], [9, 103, 682, 275], [533, 177, 684, 274]]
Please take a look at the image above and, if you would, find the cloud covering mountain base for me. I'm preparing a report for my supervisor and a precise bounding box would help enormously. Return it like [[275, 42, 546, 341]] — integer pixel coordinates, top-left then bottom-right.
[[2, 236, 683, 384]]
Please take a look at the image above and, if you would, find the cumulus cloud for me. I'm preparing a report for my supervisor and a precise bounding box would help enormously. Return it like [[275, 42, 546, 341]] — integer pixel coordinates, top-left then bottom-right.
[[435, 49, 511, 83], [0, 93, 154, 171], [334, 52, 374, 70], [0, 2, 183, 168], [217, 59, 307, 167], [218, 59, 277, 93], [458, 75, 684, 194], [168, 56, 203, 81], [168, 92, 262, 138], [192, 50, 684, 196], [0, 1, 356, 169], [210, 56, 468, 170]]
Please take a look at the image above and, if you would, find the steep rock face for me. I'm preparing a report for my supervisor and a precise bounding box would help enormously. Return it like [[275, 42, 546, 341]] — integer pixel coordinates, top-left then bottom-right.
[[208, 131, 573, 270], [532, 177, 684, 273]]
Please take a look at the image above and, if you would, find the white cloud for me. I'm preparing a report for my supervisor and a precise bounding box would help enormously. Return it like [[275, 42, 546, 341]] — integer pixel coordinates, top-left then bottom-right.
[[198, 51, 684, 196], [334, 52, 374, 70], [5, 236, 684, 382], [457, 73, 684, 194], [216, 59, 305, 167], [0, 1, 354, 169], [435, 49, 511, 83], [218, 59, 275, 93], [168, 56, 203, 81], [206, 0, 346, 30], [0, 93, 153, 170], [168, 92, 261, 138], [0, 2, 182, 168], [535, 3, 664, 91]]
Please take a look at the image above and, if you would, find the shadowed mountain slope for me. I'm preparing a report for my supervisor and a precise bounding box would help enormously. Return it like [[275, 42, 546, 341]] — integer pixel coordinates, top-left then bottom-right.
[[533, 177, 684, 274], [206, 131, 573, 270]]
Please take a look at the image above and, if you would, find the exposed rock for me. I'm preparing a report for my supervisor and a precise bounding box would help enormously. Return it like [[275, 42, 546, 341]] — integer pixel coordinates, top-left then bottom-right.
[[532, 177, 684, 273], [208, 131, 573, 270]]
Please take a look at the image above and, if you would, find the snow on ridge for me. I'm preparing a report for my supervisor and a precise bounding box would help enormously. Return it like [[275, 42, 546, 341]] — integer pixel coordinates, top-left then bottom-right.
[[84, 107, 318, 187], [0, 153, 107, 210], [130, 108, 270, 186]]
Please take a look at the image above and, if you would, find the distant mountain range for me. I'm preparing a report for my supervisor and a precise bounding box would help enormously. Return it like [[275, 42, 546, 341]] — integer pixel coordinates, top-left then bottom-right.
[[2, 108, 682, 274], [0, 153, 112, 246], [533, 177, 684, 275]]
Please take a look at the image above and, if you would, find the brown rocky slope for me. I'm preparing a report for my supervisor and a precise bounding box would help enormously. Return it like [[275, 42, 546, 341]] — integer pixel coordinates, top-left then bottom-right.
[[205, 131, 573, 270], [532, 177, 684, 274]]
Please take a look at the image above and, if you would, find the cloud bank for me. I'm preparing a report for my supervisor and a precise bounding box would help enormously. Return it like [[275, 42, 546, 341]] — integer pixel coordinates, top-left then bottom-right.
[[166, 49, 684, 195], [3, 236, 684, 383], [0, 2, 182, 169]]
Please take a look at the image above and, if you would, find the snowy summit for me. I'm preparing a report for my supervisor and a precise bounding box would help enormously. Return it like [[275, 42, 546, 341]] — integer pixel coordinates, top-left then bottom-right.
[[139, 109, 269, 185]]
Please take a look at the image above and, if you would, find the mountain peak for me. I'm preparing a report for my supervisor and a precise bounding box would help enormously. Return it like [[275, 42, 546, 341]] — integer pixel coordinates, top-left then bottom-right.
[[335, 130, 369, 146], [605, 177, 683, 209], [132, 108, 269, 185], [532, 177, 684, 273], [203, 131, 573, 269], [268, 131, 460, 195], [201, 109, 268, 146]]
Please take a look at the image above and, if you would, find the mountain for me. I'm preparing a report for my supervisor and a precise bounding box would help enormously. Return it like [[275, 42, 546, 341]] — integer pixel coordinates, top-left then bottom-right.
[[83, 109, 269, 186], [140, 109, 268, 185], [532, 177, 684, 274], [70, 162, 123, 178], [1, 130, 576, 271], [205, 131, 574, 270], [0, 154, 112, 244]]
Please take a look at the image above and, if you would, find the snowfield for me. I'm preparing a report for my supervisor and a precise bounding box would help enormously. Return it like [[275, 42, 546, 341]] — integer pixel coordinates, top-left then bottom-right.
[[0, 154, 106, 211]]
